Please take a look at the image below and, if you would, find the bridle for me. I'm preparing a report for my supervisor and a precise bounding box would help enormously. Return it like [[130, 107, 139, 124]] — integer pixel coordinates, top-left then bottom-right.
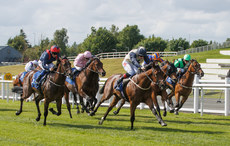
[[86, 59, 104, 75]]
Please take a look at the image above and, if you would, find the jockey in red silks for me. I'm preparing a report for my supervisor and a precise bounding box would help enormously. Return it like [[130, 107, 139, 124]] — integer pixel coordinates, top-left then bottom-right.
[[35, 45, 61, 86], [114, 46, 150, 93], [70, 51, 93, 79]]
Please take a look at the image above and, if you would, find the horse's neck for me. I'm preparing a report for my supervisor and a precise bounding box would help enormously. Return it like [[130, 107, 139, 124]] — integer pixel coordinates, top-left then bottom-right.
[[53, 64, 66, 83], [133, 69, 152, 88], [82, 68, 99, 82], [180, 65, 195, 86]]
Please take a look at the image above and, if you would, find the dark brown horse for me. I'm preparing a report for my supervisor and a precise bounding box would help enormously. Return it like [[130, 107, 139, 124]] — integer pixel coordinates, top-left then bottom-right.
[[171, 59, 204, 115], [13, 57, 72, 125], [64, 57, 106, 114], [95, 63, 166, 130]]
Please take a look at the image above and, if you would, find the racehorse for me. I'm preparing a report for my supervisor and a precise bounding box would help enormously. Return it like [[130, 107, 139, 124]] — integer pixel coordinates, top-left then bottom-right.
[[91, 60, 177, 117], [64, 57, 106, 114], [171, 59, 204, 115], [95, 62, 167, 130], [13, 56, 72, 125], [159, 60, 178, 115], [13, 72, 24, 87]]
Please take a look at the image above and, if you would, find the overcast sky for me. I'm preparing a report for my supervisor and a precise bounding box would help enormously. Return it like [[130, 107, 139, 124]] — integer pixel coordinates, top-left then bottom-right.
[[1, 0, 230, 46]]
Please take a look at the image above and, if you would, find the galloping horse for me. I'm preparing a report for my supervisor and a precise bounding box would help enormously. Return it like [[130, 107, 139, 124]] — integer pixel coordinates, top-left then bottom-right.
[[13, 57, 72, 125], [13, 72, 24, 87], [159, 60, 178, 115], [171, 59, 204, 115], [64, 57, 106, 114], [91, 60, 177, 117], [95, 62, 166, 130]]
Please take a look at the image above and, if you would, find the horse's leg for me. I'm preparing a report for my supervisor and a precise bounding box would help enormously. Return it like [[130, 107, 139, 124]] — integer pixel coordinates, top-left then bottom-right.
[[130, 101, 138, 130], [16, 89, 33, 115], [73, 94, 80, 114], [174, 92, 181, 115], [79, 95, 86, 113], [98, 95, 120, 125], [160, 90, 169, 117], [175, 95, 189, 115], [15, 97, 24, 115], [49, 98, 62, 116], [151, 93, 163, 118], [35, 95, 43, 121], [63, 91, 72, 118], [91, 97, 97, 111], [43, 99, 49, 126], [89, 93, 113, 116], [145, 97, 167, 126], [113, 99, 125, 115], [168, 91, 175, 113]]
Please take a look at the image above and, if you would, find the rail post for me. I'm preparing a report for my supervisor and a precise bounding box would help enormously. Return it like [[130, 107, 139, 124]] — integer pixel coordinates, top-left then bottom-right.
[[1, 75, 5, 100], [194, 75, 199, 113], [225, 77, 230, 116]]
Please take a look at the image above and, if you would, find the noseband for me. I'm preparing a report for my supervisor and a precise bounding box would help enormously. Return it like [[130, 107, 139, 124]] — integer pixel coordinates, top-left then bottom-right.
[[86, 60, 103, 75]]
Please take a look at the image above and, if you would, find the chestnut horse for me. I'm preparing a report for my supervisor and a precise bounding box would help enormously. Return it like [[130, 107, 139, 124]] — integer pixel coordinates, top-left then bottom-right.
[[64, 57, 106, 114], [96, 63, 166, 130], [13, 57, 72, 125], [171, 59, 204, 115], [13, 72, 24, 87], [90, 60, 177, 117]]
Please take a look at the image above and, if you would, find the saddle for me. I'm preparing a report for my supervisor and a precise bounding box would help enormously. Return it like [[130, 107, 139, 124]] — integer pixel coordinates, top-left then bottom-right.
[[31, 71, 48, 90], [19, 71, 28, 83], [116, 78, 130, 101]]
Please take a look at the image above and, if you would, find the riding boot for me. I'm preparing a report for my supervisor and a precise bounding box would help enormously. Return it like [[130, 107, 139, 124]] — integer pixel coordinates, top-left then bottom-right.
[[35, 70, 47, 84], [114, 76, 124, 91], [70, 69, 80, 80]]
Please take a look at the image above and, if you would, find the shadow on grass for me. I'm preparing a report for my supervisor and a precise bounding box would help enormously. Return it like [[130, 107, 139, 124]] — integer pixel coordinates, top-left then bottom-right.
[[140, 126, 225, 134], [0, 108, 18, 112]]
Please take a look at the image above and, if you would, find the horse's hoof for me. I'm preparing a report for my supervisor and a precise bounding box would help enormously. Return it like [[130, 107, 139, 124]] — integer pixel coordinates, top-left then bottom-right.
[[49, 108, 54, 112], [98, 120, 103, 125], [43, 123, 46, 126], [15, 111, 21, 116], [161, 122, 167, 126], [76, 110, 80, 114], [89, 112, 95, 116], [36, 117, 40, 121], [170, 109, 175, 113], [113, 111, 118, 115], [174, 111, 179, 115], [163, 112, 167, 117]]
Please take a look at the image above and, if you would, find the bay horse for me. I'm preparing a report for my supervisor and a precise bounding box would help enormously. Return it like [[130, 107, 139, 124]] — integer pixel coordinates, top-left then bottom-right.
[[171, 59, 204, 115], [13, 72, 24, 87], [13, 56, 72, 125], [95, 62, 167, 130], [64, 57, 106, 114], [91, 60, 177, 117]]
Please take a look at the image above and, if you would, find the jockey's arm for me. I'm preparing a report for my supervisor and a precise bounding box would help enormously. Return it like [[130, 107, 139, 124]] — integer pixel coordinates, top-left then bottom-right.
[[130, 52, 141, 68]]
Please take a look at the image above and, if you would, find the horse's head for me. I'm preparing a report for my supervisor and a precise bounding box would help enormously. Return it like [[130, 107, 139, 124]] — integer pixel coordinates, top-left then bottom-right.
[[190, 59, 204, 78], [88, 57, 106, 77], [152, 62, 166, 90], [160, 60, 177, 84], [58, 56, 72, 76]]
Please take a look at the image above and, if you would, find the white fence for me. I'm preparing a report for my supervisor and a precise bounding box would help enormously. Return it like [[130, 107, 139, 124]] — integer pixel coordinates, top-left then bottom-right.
[[68, 51, 177, 61], [1, 75, 230, 116]]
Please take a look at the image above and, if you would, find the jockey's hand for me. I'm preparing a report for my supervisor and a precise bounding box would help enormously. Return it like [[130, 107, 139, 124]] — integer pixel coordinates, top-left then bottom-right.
[[137, 67, 143, 74], [49, 68, 54, 72]]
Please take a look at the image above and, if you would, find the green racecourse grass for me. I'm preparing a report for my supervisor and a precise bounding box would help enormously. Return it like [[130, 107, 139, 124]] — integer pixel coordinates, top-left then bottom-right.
[[0, 100, 230, 146]]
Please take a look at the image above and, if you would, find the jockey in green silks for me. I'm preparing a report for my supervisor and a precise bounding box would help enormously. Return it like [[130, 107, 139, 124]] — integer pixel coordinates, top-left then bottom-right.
[[174, 54, 191, 79]]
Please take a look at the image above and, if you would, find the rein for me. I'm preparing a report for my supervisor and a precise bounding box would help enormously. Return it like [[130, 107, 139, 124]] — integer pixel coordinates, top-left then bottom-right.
[[49, 79, 64, 87], [179, 62, 197, 89]]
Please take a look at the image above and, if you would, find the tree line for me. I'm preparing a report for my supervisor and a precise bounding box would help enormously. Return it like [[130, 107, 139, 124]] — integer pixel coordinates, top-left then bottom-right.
[[7, 25, 226, 62]]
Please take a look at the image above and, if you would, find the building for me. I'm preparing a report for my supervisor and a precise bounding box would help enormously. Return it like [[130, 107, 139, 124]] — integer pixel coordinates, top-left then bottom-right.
[[0, 46, 22, 63]]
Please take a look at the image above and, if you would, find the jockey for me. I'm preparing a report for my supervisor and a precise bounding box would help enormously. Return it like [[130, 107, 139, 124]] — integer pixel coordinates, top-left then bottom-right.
[[174, 54, 191, 79], [114, 46, 150, 91], [35, 45, 61, 85], [25, 60, 38, 72], [143, 52, 164, 65], [70, 51, 93, 79]]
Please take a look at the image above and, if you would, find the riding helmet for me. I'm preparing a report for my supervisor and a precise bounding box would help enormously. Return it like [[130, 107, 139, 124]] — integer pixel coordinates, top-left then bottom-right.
[[84, 51, 92, 58], [137, 47, 147, 56], [184, 54, 191, 61], [50, 45, 60, 54]]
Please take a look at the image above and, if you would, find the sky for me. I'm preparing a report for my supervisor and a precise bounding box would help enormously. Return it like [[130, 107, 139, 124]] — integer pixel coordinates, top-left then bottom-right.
[[1, 0, 230, 46]]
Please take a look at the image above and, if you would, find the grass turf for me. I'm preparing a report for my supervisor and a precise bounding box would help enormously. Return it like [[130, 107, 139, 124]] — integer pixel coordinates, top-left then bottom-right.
[[0, 100, 230, 146]]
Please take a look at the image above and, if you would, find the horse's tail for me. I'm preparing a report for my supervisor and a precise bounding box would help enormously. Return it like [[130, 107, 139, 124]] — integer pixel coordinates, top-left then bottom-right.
[[99, 79, 108, 94], [11, 86, 23, 94]]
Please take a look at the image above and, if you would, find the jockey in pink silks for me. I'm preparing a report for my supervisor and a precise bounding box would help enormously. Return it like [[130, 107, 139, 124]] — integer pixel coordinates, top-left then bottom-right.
[[70, 51, 93, 79]]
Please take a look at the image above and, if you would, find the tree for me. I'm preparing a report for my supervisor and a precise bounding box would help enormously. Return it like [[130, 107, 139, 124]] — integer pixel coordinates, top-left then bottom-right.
[[53, 28, 69, 55], [7, 35, 27, 53], [66, 42, 79, 56], [135, 35, 167, 52], [167, 38, 190, 51], [79, 27, 117, 54], [117, 25, 144, 51], [191, 39, 208, 48]]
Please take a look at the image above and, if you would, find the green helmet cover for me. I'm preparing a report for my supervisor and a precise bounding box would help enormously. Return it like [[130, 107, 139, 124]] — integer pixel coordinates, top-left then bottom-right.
[[184, 54, 191, 61]]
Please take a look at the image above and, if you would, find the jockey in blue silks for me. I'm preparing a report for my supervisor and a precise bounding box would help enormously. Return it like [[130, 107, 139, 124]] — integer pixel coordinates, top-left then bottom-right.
[[114, 46, 150, 96], [35, 45, 61, 86]]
